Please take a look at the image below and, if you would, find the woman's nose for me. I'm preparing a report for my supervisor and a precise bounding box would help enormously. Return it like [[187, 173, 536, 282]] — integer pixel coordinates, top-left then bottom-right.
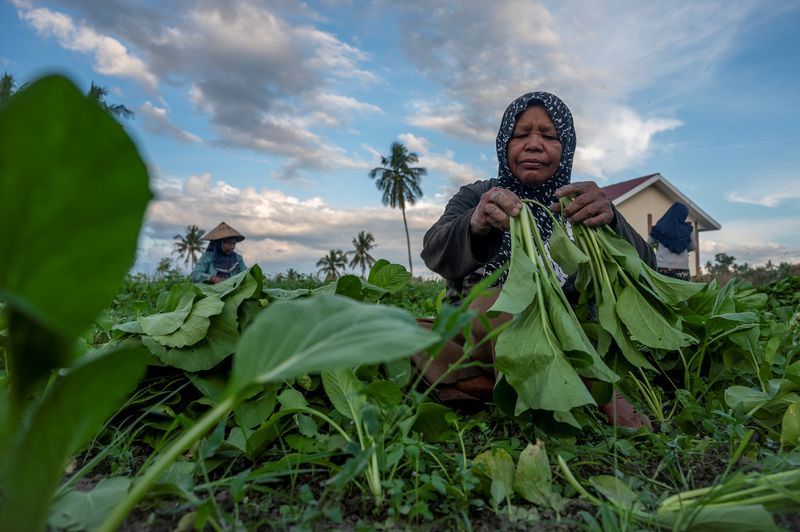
[[523, 133, 544, 151]]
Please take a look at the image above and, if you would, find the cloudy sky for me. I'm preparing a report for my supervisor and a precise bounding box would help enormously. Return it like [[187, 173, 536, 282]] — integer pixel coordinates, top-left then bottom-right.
[[3, 0, 799, 277]]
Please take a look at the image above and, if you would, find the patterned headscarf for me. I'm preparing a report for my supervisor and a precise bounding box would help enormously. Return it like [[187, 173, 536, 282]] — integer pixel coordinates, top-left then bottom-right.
[[650, 202, 693, 254], [483, 91, 576, 284]]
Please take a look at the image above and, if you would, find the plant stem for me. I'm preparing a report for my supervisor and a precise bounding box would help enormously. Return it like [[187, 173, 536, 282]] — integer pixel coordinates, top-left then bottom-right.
[[98, 394, 238, 532]]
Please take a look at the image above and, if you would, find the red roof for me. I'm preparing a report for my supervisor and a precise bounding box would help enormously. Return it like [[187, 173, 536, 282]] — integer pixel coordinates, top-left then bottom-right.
[[601, 173, 658, 201]]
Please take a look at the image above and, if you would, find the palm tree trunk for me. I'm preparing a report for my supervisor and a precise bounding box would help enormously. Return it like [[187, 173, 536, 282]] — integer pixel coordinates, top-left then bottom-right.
[[401, 205, 413, 276]]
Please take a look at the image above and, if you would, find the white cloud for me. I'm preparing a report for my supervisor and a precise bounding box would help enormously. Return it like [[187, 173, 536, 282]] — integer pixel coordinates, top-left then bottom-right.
[[726, 177, 800, 207], [138, 174, 446, 276], [140, 101, 202, 143], [397, 0, 759, 177], [397, 132, 484, 189], [700, 216, 800, 266], [18, 6, 157, 90]]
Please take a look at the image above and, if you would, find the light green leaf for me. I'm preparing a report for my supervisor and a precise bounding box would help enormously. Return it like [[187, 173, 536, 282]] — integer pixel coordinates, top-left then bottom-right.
[[589, 475, 641, 510], [617, 285, 697, 349], [322, 369, 366, 421], [139, 290, 196, 336], [658, 505, 778, 531], [514, 442, 564, 510], [596, 274, 655, 370], [548, 221, 588, 275], [473, 448, 515, 507], [596, 227, 643, 278], [495, 302, 595, 412], [543, 282, 618, 383], [48, 477, 132, 531], [230, 295, 439, 394], [780, 401, 800, 447], [0, 346, 148, 532], [639, 267, 706, 306], [151, 295, 225, 348], [490, 226, 537, 315]]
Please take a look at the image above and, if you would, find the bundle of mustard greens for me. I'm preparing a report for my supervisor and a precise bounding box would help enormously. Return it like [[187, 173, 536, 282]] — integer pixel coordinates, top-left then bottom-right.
[[490, 199, 706, 424]]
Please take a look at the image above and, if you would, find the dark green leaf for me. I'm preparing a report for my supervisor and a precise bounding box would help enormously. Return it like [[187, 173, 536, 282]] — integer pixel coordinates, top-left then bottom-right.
[[367, 262, 411, 293], [0, 75, 151, 338], [0, 346, 148, 531]]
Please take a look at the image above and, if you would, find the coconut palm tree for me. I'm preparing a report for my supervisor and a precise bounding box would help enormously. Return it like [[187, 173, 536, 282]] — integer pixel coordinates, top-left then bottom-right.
[[368, 142, 426, 275], [0, 72, 25, 104], [173, 225, 205, 269], [316, 249, 348, 281], [348, 231, 377, 278], [87, 82, 135, 120]]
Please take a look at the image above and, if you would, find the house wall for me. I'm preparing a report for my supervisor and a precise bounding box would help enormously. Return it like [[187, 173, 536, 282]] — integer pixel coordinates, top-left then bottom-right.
[[615, 188, 700, 276]]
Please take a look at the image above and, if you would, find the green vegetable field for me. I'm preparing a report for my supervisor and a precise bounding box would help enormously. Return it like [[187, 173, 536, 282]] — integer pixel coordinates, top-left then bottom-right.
[[2, 76, 799, 531]]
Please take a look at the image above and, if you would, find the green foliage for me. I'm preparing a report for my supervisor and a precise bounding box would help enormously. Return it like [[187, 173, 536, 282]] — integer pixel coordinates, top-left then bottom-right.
[[0, 74, 151, 532]]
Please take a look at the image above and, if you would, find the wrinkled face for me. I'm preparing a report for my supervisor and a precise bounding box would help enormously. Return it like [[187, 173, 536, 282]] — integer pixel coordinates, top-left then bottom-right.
[[506, 105, 563, 186], [222, 238, 236, 255]]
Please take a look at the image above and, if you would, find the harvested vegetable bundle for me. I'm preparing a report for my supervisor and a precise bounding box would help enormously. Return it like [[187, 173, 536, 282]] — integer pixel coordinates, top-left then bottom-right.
[[561, 196, 706, 371], [490, 202, 618, 423]]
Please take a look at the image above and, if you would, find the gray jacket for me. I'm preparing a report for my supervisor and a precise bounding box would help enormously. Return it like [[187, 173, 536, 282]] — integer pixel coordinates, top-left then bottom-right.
[[421, 179, 656, 301]]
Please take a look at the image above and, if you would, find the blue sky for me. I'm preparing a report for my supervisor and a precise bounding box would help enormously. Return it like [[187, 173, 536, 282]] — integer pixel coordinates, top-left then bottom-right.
[[2, 0, 799, 276]]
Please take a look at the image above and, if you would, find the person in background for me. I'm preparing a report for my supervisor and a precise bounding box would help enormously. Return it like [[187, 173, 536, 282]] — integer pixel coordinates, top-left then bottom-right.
[[418, 91, 655, 429], [191, 222, 247, 284], [648, 202, 695, 280]]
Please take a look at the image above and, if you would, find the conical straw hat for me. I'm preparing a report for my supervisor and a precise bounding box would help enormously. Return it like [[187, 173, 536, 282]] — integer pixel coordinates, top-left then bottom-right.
[[201, 222, 245, 242]]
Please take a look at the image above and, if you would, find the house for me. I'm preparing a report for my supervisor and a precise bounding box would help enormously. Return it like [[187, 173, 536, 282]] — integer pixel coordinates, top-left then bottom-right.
[[602, 173, 721, 276]]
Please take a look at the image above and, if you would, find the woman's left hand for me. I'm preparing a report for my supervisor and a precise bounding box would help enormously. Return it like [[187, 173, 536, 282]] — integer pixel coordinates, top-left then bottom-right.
[[552, 181, 615, 227]]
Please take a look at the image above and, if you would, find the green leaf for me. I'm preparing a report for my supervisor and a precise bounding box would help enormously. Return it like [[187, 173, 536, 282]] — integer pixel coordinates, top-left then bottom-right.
[[362, 380, 403, 409], [616, 285, 697, 349], [543, 282, 618, 383], [514, 442, 564, 510], [230, 295, 439, 394], [596, 227, 643, 278], [0, 75, 151, 339], [490, 228, 537, 315], [473, 447, 515, 507], [367, 262, 411, 293], [334, 274, 365, 301], [596, 274, 655, 370], [589, 475, 641, 510], [780, 401, 800, 447], [495, 301, 595, 412], [277, 388, 308, 410], [48, 477, 132, 531], [410, 402, 453, 442], [151, 295, 225, 348], [639, 267, 706, 306], [322, 369, 366, 421], [0, 345, 148, 532], [658, 505, 777, 531], [139, 289, 196, 336], [548, 221, 588, 275]]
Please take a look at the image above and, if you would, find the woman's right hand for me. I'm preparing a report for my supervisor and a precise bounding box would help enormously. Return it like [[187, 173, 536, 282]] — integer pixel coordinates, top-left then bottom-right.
[[469, 187, 523, 235]]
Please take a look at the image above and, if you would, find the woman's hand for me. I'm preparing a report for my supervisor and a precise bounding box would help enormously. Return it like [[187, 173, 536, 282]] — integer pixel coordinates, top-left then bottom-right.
[[552, 181, 614, 227], [470, 187, 523, 235]]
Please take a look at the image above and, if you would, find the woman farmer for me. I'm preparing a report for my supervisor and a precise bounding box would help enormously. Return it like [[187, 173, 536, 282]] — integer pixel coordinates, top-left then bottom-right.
[[190, 222, 248, 284], [419, 91, 656, 428], [648, 202, 695, 280]]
